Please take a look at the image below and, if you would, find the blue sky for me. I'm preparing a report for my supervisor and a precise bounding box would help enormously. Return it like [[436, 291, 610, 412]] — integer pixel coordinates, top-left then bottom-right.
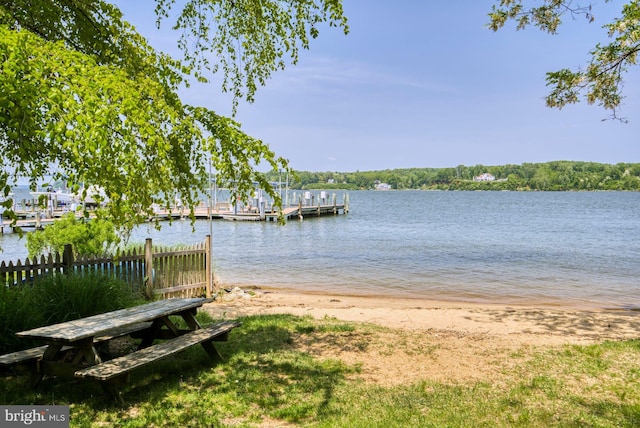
[[115, 1, 640, 172]]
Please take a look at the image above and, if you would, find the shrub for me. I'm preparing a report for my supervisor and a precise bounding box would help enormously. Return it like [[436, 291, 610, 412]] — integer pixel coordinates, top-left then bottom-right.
[[26, 213, 119, 258], [0, 272, 144, 354], [29, 272, 145, 324], [0, 284, 37, 353]]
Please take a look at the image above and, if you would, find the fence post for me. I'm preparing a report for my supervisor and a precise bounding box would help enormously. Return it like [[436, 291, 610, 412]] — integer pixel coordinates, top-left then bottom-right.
[[145, 238, 153, 299], [62, 244, 74, 274], [205, 234, 212, 298]]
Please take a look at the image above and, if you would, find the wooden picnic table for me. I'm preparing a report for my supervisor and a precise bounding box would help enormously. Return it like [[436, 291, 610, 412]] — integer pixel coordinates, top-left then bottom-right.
[[11, 297, 240, 399]]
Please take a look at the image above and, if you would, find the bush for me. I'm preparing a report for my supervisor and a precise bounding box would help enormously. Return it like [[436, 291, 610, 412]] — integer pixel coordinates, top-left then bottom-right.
[[26, 213, 119, 258], [0, 284, 37, 353], [0, 273, 144, 354], [30, 272, 145, 324]]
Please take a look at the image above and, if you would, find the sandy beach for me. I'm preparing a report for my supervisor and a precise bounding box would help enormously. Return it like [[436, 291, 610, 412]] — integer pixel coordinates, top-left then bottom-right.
[[204, 288, 640, 385]]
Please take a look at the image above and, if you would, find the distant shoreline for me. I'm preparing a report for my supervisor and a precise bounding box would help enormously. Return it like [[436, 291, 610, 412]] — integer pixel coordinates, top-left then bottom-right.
[[290, 161, 640, 191]]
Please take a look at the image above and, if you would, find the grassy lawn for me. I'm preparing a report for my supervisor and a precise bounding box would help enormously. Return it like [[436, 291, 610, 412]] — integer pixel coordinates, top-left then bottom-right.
[[2, 313, 640, 427]]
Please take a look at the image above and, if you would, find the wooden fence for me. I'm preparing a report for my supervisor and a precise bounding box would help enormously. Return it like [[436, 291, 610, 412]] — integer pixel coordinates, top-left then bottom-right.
[[0, 236, 213, 299]]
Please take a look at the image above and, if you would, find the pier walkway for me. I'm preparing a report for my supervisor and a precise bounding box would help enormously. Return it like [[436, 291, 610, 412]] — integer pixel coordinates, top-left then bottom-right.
[[2, 199, 348, 232], [218, 202, 347, 222]]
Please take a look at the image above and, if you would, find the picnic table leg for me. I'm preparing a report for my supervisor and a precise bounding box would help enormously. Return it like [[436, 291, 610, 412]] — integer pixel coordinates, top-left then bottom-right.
[[31, 343, 63, 387], [137, 316, 183, 349], [71, 338, 103, 366], [100, 376, 129, 405], [199, 340, 223, 361], [137, 319, 164, 349], [102, 384, 123, 405], [138, 312, 201, 349], [159, 315, 180, 336], [158, 311, 205, 336], [181, 308, 221, 359], [179, 309, 203, 331]]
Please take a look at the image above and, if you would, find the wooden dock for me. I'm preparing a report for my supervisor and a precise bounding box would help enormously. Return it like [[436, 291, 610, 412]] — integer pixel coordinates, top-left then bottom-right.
[[1, 196, 349, 232], [218, 203, 348, 222]]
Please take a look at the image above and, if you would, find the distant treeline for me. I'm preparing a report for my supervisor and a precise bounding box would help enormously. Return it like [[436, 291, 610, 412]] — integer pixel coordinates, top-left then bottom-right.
[[266, 161, 640, 191]]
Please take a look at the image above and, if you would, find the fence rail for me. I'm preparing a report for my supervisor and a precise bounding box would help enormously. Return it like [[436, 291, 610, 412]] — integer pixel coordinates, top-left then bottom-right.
[[0, 236, 212, 299]]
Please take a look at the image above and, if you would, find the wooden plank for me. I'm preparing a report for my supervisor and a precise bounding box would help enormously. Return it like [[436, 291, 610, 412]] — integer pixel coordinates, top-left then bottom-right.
[[75, 321, 240, 381], [94, 321, 154, 342], [152, 282, 206, 296], [0, 346, 49, 366], [17, 298, 212, 343], [0, 322, 153, 367]]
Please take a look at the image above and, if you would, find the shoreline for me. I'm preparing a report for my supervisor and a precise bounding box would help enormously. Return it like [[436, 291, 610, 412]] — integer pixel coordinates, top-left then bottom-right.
[[206, 286, 640, 347], [215, 284, 637, 312]]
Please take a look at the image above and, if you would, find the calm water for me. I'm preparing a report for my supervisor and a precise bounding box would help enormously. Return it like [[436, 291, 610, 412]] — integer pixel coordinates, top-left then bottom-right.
[[2, 191, 639, 309]]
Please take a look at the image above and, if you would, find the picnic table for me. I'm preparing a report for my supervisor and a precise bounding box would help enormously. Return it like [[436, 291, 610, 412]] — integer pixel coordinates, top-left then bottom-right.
[[2, 297, 240, 400]]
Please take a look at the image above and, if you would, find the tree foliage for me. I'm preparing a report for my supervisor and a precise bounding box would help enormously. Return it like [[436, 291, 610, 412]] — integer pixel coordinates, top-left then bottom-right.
[[487, 0, 639, 121], [154, 0, 348, 109], [0, 0, 348, 233], [488, 0, 640, 120], [25, 213, 119, 258]]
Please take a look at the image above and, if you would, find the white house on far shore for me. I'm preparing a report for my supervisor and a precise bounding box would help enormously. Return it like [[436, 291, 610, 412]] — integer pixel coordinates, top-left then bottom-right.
[[474, 173, 495, 182]]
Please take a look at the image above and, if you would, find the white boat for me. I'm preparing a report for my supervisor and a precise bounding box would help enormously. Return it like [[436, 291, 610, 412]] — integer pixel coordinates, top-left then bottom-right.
[[73, 185, 108, 206], [29, 188, 77, 205]]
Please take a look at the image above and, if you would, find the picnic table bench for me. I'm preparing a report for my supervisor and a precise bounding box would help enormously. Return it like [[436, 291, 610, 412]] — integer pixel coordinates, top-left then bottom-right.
[[0, 322, 152, 368], [75, 321, 239, 381], [2, 297, 240, 401]]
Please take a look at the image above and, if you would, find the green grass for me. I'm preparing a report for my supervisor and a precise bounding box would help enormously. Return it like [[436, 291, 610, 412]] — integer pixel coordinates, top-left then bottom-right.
[[2, 314, 640, 427]]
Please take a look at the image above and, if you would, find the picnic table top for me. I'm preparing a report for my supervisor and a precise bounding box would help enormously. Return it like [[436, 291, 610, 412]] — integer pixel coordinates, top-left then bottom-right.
[[16, 297, 213, 343]]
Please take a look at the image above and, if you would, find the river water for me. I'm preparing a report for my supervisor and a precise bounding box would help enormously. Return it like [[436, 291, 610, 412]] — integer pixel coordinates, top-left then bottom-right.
[[2, 191, 639, 309]]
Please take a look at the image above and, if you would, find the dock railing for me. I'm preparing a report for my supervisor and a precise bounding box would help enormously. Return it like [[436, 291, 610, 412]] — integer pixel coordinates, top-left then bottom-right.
[[0, 236, 213, 300]]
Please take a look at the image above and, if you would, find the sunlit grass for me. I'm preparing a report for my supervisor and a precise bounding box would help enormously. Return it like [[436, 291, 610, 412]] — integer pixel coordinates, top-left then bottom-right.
[[2, 314, 640, 427]]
